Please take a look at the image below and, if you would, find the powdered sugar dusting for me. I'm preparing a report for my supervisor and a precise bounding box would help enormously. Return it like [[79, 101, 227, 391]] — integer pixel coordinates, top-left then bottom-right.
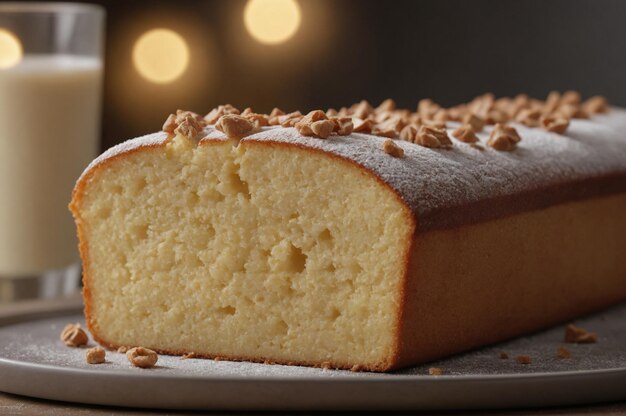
[[77, 128, 226, 183]]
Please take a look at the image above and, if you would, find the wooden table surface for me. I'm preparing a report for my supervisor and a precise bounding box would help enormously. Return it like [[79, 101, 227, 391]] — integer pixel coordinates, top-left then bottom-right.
[[1, 296, 625, 415]]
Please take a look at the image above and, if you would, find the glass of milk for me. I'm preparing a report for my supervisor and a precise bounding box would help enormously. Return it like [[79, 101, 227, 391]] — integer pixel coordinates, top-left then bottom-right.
[[0, 3, 104, 301]]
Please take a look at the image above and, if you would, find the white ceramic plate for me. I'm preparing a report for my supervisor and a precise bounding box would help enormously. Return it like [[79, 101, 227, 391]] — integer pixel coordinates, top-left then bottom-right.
[[0, 299, 625, 411]]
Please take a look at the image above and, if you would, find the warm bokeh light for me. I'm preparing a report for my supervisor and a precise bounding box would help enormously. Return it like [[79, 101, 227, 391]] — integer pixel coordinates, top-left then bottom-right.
[[132, 28, 189, 83], [0, 28, 23, 69], [244, 0, 301, 45]]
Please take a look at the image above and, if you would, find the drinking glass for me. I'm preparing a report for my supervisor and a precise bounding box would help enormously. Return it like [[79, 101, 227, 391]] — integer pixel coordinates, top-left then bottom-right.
[[0, 3, 105, 301]]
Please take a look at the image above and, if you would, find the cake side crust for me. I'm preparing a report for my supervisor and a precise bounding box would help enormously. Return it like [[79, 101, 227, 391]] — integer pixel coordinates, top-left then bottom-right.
[[393, 191, 626, 369]]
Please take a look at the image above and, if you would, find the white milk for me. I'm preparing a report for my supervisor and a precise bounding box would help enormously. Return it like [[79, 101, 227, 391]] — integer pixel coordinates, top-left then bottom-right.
[[0, 55, 102, 276]]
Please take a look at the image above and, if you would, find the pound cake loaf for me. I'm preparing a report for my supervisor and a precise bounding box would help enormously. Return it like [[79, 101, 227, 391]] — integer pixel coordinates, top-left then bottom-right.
[[70, 92, 626, 372]]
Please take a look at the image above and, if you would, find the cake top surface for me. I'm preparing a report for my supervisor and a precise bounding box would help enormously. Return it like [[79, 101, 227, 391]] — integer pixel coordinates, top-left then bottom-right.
[[80, 93, 626, 231]]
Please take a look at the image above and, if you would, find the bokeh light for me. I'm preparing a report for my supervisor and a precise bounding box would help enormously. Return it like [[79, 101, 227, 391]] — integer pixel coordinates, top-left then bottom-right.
[[132, 28, 189, 83], [244, 0, 301, 45], [0, 28, 23, 69]]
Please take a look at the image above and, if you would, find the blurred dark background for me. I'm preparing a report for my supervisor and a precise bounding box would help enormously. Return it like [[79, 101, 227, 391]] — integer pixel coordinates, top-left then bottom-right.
[[18, 0, 626, 150]]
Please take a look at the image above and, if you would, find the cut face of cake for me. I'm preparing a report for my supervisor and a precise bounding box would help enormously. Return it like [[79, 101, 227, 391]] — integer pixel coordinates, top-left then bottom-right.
[[72, 134, 415, 371], [71, 93, 626, 372]]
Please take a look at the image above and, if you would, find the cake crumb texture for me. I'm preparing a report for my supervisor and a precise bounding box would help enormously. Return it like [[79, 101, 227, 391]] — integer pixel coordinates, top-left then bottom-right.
[[73, 134, 414, 371]]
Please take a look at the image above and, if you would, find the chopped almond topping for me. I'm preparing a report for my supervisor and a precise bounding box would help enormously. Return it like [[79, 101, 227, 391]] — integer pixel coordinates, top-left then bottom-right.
[[295, 110, 335, 139], [374, 111, 392, 124], [336, 107, 350, 117], [244, 112, 270, 128], [487, 123, 521, 151], [564, 324, 597, 343], [516, 355, 531, 365], [353, 118, 375, 134], [373, 128, 397, 138], [215, 114, 258, 138], [446, 106, 465, 121], [376, 115, 405, 134], [494, 97, 516, 116], [557, 104, 589, 119], [541, 116, 570, 134], [432, 109, 449, 123], [268, 108, 286, 125], [484, 109, 510, 125], [163, 110, 206, 134], [408, 113, 422, 125], [583, 96, 609, 114], [428, 367, 443, 376], [462, 113, 485, 132], [204, 104, 240, 124], [487, 134, 516, 151], [452, 125, 479, 143], [561, 90, 582, 105], [85, 346, 106, 364], [513, 93, 530, 109], [310, 120, 335, 139], [499, 351, 509, 359], [174, 114, 204, 140], [127, 347, 158, 368], [415, 132, 443, 148], [177, 109, 205, 123], [415, 125, 453, 148], [383, 139, 404, 158], [399, 124, 419, 142], [278, 111, 303, 127], [350, 364, 363, 372], [516, 108, 542, 127], [161, 91, 608, 155], [321, 361, 332, 370], [417, 98, 441, 118], [468, 93, 495, 118], [350, 100, 374, 119], [376, 98, 396, 113], [571, 108, 590, 119], [269, 107, 285, 117], [280, 117, 303, 127], [422, 119, 447, 129], [544, 91, 561, 114], [301, 115, 355, 138], [60, 323, 89, 347], [117, 346, 129, 353], [329, 117, 354, 135], [557, 346, 571, 359]]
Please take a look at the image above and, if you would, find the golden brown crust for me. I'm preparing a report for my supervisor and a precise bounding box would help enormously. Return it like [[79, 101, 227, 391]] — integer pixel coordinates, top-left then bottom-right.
[[392, 192, 626, 369], [420, 172, 626, 231]]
